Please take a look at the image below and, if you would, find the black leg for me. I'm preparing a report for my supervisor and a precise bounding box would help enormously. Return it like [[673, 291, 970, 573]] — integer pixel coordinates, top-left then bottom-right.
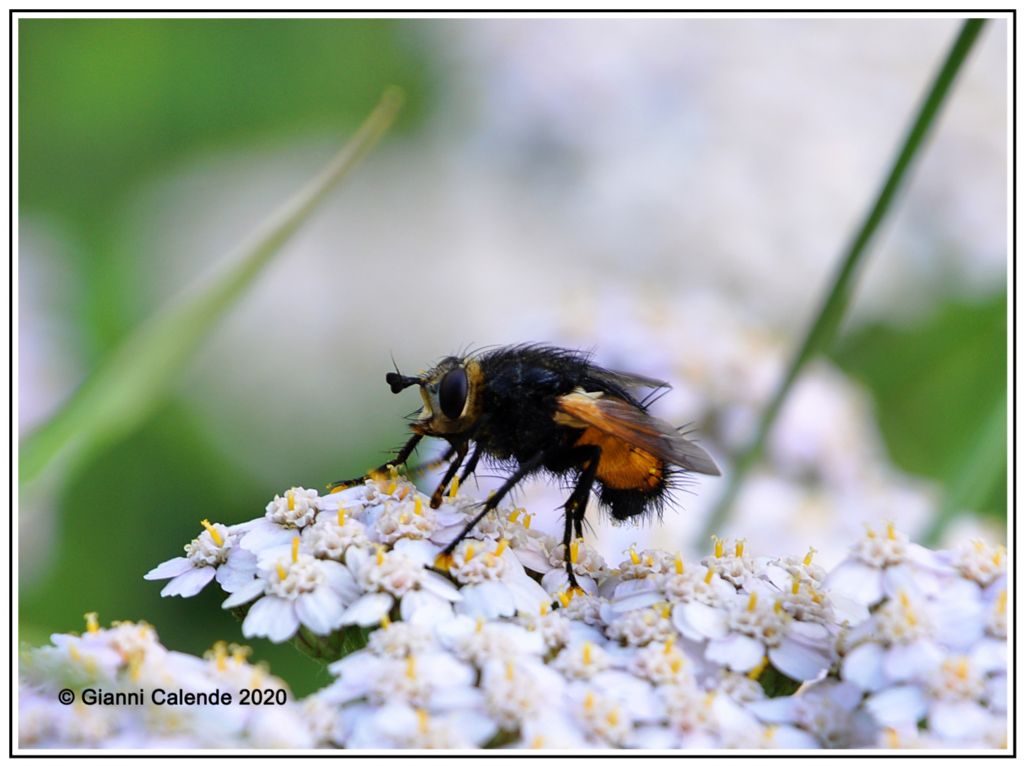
[[327, 433, 423, 490], [407, 444, 457, 479], [440, 450, 547, 556], [430, 442, 467, 508], [459, 443, 483, 484], [560, 446, 601, 590]]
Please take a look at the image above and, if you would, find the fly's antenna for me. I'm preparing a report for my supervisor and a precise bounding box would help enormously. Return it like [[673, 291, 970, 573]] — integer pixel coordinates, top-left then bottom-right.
[[385, 353, 421, 394]]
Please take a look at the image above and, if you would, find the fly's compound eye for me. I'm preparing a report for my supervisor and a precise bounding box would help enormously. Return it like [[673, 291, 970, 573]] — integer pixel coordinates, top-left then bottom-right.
[[439, 367, 469, 419]]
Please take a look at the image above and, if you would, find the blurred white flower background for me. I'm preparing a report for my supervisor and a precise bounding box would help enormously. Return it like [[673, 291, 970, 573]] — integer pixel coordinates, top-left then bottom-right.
[[18, 16, 1008, 749]]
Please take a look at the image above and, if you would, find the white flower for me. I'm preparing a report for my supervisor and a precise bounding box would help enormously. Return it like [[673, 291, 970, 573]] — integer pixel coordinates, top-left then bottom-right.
[[343, 702, 496, 749], [222, 539, 359, 641], [951, 539, 1006, 586], [542, 538, 607, 594], [301, 508, 369, 560], [825, 522, 953, 607], [443, 538, 549, 619], [236, 486, 320, 554], [327, 649, 479, 711], [340, 539, 461, 627], [749, 680, 875, 747], [144, 520, 240, 597], [695, 590, 834, 682]]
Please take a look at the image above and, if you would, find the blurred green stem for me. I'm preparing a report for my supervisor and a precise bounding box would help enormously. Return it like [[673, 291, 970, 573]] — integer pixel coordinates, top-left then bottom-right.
[[20, 88, 405, 490], [921, 389, 1006, 545], [698, 20, 986, 542]]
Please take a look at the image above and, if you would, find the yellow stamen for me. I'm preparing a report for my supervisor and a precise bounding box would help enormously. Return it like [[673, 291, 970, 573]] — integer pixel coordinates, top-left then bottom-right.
[[997, 589, 1007, 615], [994, 546, 1005, 566], [746, 592, 758, 612], [674, 554, 685, 575], [495, 539, 508, 557], [658, 602, 671, 619], [885, 727, 900, 749], [400, 513, 410, 525], [448, 476, 460, 498], [380, 614, 391, 630], [530, 735, 545, 749], [643, 554, 654, 567], [803, 546, 817, 566], [539, 600, 550, 616], [954, 657, 969, 680], [213, 641, 228, 672], [416, 708, 429, 734], [84, 612, 100, 634], [570, 586, 585, 598], [810, 590, 823, 605], [200, 519, 224, 547], [570, 539, 580, 565], [434, 552, 452, 572], [405, 655, 416, 680], [606, 708, 620, 726], [414, 496, 423, 516], [522, 513, 532, 529], [508, 508, 522, 524], [287, 491, 295, 511], [68, 644, 81, 661], [337, 507, 347, 526], [583, 691, 595, 712], [464, 544, 476, 562], [475, 616, 484, 634], [291, 536, 300, 563], [669, 657, 683, 674], [376, 546, 385, 566], [713, 535, 724, 558], [582, 642, 593, 665], [230, 644, 251, 664], [865, 524, 877, 539], [386, 481, 397, 495], [747, 654, 770, 681], [703, 567, 715, 585], [276, 563, 287, 582], [557, 591, 571, 609], [898, 590, 911, 609], [735, 539, 745, 557], [505, 660, 515, 681], [791, 577, 801, 595], [663, 637, 675, 654], [774, 599, 784, 614], [763, 725, 777, 742], [886, 521, 896, 540], [629, 546, 640, 565], [128, 652, 143, 682]]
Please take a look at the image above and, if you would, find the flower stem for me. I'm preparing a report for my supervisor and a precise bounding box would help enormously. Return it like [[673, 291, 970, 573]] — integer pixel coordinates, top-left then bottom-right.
[[698, 19, 987, 543]]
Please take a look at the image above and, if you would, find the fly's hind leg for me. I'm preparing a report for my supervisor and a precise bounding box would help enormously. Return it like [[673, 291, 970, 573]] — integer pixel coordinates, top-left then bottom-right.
[[560, 445, 601, 592], [326, 433, 423, 491]]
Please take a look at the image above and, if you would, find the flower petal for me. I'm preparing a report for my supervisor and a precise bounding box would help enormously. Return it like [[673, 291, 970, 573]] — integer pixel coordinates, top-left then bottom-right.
[[160, 566, 216, 598], [222, 579, 266, 609], [296, 587, 345, 635], [864, 684, 927, 728], [144, 557, 194, 581], [672, 601, 728, 641], [705, 633, 764, 671], [341, 593, 394, 627], [841, 642, 886, 692], [824, 559, 883, 606], [769, 637, 831, 682], [243, 596, 299, 642]]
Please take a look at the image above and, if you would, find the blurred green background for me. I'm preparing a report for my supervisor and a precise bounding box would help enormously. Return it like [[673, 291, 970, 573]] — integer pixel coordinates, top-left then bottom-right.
[[18, 18, 1006, 696]]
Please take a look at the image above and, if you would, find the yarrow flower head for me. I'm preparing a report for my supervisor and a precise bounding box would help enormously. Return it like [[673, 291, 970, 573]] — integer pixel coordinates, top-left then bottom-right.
[[72, 483, 1006, 750]]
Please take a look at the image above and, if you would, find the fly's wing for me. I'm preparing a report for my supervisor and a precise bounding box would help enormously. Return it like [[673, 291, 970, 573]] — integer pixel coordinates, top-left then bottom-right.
[[597, 367, 672, 392], [555, 390, 721, 476]]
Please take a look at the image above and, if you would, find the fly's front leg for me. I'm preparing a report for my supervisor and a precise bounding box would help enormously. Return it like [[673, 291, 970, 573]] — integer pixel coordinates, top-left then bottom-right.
[[327, 433, 423, 491], [560, 445, 601, 591], [430, 442, 467, 508], [439, 450, 547, 557]]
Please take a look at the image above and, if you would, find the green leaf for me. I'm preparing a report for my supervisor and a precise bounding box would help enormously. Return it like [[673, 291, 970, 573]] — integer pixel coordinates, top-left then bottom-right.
[[832, 294, 1008, 539], [19, 89, 404, 490], [758, 664, 802, 698]]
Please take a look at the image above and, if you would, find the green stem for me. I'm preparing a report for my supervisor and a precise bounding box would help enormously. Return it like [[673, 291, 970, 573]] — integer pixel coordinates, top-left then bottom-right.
[[698, 19, 986, 543]]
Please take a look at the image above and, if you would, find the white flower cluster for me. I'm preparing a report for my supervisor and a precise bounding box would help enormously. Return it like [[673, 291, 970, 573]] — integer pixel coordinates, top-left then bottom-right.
[[21, 481, 1007, 750], [19, 615, 321, 748]]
